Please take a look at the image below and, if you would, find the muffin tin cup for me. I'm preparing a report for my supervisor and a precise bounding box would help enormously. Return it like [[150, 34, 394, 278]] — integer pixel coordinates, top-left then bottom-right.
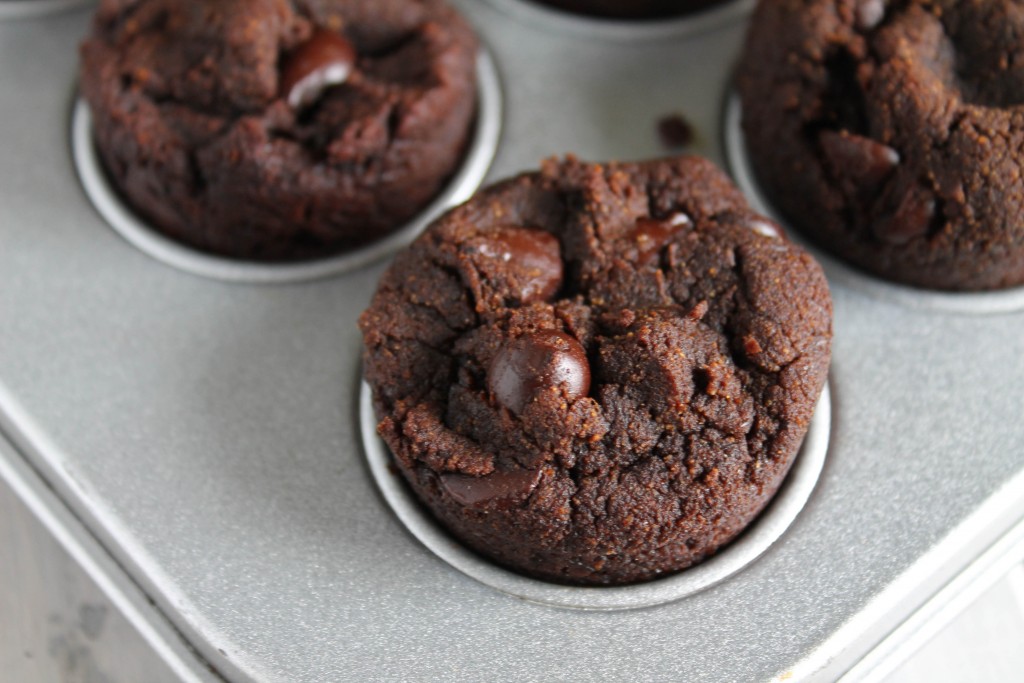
[[70, 48, 503, 284], [722, 92, 1024, 315], [359, 380, 832, 611], [483, 0, 755, 41]]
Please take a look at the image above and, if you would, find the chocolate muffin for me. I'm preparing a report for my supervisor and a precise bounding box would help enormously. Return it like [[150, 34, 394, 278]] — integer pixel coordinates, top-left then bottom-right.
[[360, 156, 832, 586], [738, 0, 1024, 290], [80, 0, 478, 261], [527, 0, 732, 19]]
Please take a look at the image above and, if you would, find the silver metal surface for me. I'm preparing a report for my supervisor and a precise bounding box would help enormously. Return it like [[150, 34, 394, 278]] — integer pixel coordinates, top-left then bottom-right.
[[841, 515, 1024, 682], [481, 0, 755, 41], [2, 3, 1024, 682], [70, 53, 502, 283], [0, 0, 93, 21]]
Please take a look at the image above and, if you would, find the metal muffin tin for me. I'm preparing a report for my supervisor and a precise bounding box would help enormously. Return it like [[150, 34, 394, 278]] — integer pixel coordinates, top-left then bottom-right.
[[0, 0, 92, 21], [3, 1, 1024, 682]]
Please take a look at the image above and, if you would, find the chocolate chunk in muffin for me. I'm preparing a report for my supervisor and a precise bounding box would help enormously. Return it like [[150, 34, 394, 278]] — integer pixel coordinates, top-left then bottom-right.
[[360, 156, 832, 586], [80, 0, 478, 261], [738, 0, 1024, 290]]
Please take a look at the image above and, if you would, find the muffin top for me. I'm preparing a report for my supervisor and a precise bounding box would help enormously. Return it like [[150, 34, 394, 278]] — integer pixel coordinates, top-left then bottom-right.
[[360, 156, 832, 585], [80, 0, 478, 260], [739, 0, 1024, 290]]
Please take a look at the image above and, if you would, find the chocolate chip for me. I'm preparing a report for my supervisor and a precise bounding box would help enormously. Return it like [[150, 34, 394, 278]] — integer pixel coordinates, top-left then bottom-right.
[[658, 114, 695, 149], [821, 51, 870, 135], [820, 129, 900, 189], [488, 330, 591, 416], [475, 227, 563, 304], [632, 212, 692, 266], [747, 217, 784, 239], [855, 0, 885, 31], [716, 211, 785, 240], [875, 186, 935, 245], [280, 29, 357, 110], [440, 468, 542, 507]]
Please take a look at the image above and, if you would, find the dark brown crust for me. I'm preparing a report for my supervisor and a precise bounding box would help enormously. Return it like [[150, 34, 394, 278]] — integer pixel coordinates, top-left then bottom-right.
[[738, 0, 1024, 291], [79, 0, 478, 261], [360, 156, 832, 586], [527, 0, 733, 19]]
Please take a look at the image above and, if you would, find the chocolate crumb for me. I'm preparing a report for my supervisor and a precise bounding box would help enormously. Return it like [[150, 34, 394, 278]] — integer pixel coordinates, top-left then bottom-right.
[[658, 114, 695, 149]]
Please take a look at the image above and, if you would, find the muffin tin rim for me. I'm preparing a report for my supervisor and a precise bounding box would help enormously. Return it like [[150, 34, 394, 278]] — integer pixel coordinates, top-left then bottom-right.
[[70, 47, 504, 285], [722, 91, 1024, 316], [481, 0, 755, 42], [0, 0, 94, 21], [358, 379, 832, 611]]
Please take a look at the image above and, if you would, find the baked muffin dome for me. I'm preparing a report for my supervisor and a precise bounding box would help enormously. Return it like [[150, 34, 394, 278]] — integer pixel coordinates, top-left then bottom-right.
[[360, 156, 832, 586], [739, 0, 1024, 290], [80, 0, 478, 261]]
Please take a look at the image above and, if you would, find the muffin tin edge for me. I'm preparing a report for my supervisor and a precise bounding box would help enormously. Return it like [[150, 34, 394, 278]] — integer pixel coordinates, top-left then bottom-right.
[[358, 379, 832, 611]]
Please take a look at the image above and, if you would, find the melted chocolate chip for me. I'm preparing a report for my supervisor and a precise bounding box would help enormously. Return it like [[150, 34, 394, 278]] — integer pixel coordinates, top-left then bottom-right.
[[440, 468, 542, 507], [821, 51, 870, 135], [280, 29, 357, 110], [747, 217, 784, 239], [820, 129, 900, 189], [717, 211, 784, 240], [657, 114, 695, 149], [875, 186, 935, 245], [476, 227, 564, 304], [855, 0, 885, 31], [488, 330, 591, 416], [632, 213, 692, 266]]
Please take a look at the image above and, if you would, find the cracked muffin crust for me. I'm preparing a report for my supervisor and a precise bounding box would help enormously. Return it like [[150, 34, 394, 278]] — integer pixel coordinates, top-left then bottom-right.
[[738, 0, 1024, 290], [360, 156, 832, 586], [80, 0, 478, 261], [526, 0, 733, 19]]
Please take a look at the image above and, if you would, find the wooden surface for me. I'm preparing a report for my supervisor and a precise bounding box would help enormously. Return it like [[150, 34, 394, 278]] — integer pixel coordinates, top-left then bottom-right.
[[0, 478, 179, 683], [2, 473, 1023, 683]]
